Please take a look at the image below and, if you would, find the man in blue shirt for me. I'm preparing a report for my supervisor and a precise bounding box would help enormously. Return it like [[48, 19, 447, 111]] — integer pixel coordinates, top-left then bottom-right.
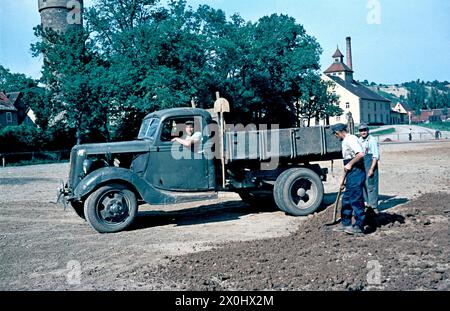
[[358, 124, 380, 211]]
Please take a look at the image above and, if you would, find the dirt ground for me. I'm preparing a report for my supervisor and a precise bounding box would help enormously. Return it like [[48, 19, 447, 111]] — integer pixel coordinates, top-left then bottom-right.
[[0, 141, 449, 290]]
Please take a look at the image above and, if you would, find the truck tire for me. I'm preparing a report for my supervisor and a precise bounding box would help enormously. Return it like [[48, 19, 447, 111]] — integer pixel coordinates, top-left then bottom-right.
[[84, 183, 138, 233], [273, 168, 324, 216], [70, 201, 85, 220]]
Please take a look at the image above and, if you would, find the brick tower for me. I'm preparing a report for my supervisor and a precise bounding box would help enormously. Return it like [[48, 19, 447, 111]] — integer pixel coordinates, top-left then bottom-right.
[[38, 0, 84, 33]]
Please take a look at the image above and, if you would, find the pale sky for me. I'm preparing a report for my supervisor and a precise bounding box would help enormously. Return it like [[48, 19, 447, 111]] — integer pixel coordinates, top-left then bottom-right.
[[1, 0, 449, 84]]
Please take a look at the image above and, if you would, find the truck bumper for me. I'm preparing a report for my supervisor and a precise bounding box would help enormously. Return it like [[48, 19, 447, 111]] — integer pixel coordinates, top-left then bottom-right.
[[56, 181, 72, 210]]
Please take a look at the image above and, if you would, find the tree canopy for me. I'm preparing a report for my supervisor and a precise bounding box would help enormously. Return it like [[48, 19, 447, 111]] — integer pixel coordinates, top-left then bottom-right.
[[29, 0, 341, 144]]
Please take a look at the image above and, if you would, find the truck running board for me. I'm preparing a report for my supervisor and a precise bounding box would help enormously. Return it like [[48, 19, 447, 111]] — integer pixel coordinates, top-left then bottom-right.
[[153, 189, 219, 205]]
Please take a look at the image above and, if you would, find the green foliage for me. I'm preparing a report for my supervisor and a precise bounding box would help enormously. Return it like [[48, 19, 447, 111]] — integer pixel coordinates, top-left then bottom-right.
[[0, 124, 44, 153], [421, 122, 450, 132], [30, 0, 341, 143], [403, 80, 450, 112], [85, 0, 337, 128], [298, 77, 342, 127], [32, 24, 112, 145], [371, 128, 396, 136]]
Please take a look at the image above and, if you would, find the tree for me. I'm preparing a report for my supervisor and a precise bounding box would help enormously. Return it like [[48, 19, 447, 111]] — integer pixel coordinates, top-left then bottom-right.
[[405, 80, 428, 113], [31, 0, 344, 142], [298, 77, 341, 127], [32, 26, 110, 144]]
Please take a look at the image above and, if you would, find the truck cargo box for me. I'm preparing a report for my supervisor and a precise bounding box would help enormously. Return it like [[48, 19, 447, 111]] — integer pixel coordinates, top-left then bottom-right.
[[224, 126, 342, 163]]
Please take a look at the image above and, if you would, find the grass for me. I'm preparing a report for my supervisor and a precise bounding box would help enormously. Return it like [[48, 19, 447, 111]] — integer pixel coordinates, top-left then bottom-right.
[[420, 122, 450, 132], [372, 128, 396, 136]]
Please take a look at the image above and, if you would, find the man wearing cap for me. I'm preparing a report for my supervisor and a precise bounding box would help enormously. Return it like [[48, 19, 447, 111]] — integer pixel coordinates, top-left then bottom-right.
[[172, 120, 202, 148], [358, 124, 380, 213], [331, 123, 366, 235]]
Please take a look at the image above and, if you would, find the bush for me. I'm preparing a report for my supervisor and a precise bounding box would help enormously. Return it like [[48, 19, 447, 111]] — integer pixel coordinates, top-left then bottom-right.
[[0, 124, 45, 153]]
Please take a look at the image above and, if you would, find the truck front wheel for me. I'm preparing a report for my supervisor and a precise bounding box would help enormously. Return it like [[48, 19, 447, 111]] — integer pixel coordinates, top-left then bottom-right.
[[84, 183, 138, 233], [274, 168, 324, 216]]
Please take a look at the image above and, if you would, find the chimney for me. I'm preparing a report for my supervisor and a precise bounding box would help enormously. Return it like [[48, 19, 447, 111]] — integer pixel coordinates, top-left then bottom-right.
[[346, 37, 353, 70]]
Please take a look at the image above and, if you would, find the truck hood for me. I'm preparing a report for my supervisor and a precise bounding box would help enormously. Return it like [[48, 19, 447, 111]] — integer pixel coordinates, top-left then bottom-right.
[[72, 140, 151, 156], [67, 140, 151, 191]]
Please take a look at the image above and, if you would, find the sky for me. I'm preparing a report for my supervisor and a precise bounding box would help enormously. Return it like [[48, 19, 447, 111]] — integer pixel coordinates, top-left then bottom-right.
[[0, 0, 449, 84]]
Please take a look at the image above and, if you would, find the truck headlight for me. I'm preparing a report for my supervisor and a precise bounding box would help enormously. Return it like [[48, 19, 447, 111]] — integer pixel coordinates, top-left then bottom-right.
[[83, 159, 92, 175]]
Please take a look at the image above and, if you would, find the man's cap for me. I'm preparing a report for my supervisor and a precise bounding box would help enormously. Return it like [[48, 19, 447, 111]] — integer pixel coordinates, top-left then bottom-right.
[[359, 123, 369, 131], [185, 120, 194, 126], [331, 123, 347, 134]]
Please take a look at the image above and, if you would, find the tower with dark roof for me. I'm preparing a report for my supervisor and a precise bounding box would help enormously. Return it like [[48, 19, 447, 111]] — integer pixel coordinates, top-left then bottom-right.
[[38, 0, 84, 33], [321, 37, 392, 126], [332, 47, 344, 63], [324, 46, 354, 82]]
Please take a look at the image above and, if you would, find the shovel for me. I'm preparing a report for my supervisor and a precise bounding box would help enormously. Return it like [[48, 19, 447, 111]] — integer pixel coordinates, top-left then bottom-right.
[[325, 172, 348, 226]]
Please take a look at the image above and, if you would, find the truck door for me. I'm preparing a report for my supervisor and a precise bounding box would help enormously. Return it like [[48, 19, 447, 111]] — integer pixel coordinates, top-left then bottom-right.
[[147, 116, 214, 191]]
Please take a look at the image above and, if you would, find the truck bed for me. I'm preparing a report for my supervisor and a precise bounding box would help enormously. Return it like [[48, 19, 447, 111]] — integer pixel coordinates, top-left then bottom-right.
[[224, 126, 342, 163]]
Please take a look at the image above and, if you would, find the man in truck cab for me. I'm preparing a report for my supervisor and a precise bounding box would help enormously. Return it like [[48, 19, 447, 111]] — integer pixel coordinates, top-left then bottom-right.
[[331, 123, 367, 235], [171, 120, 202, 148]]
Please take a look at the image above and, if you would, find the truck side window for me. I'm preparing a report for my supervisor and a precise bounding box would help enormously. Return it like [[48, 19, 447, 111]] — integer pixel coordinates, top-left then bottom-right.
[[160, 117, 203, 145], [160, 119, 188, 142], [160, 120, 175, 142]]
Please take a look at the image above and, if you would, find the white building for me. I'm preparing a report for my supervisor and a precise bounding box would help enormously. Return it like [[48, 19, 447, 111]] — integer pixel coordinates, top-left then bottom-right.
[[321, 37, 391, 126]]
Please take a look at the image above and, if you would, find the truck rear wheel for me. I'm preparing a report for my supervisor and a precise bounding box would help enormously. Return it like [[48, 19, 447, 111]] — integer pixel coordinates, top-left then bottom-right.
[[274, 168, 324, 216], [84, 183, 138, 233]]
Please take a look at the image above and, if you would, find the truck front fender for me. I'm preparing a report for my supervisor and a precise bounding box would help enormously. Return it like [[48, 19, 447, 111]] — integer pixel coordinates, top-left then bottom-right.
[[72, 167, 166, 203]]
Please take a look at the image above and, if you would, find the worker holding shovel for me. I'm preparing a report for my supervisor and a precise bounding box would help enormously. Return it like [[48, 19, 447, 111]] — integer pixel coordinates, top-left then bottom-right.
[[331, 123, 367, 235]]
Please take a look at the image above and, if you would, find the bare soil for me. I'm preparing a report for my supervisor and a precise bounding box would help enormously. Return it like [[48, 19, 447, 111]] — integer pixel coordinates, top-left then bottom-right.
[[140, 192, 449, 291], [0, 141, 449, 290]]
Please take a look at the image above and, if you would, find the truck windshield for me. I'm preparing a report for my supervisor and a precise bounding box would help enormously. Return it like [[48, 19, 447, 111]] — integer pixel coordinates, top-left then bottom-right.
[[138, 117, 160, 140]]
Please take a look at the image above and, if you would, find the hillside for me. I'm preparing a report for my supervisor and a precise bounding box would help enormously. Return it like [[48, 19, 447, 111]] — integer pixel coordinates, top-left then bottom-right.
[[360, 80, 450, 111]]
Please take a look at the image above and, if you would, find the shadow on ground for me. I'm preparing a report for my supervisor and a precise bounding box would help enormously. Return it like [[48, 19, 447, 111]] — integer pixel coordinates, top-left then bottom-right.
[[129, 193, 408, 232], [321, 193, 408, 234], [129, 200, 276, 231], [322, 193, 408, 211], [377, 195, 409, 211], [0, 177, 60, 186]]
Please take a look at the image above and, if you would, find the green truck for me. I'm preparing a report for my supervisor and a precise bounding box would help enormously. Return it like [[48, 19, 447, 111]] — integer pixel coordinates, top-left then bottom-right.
[[58, 107, 342, 233]]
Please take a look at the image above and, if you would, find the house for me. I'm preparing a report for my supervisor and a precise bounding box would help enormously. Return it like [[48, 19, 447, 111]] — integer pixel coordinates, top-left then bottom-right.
[[392, 101, 413, 114], [391, 101, 413, 124], [6, 92, 36, 125], [0, 92, 19, 128], [411, 108, 450, 123], [320, 37, 392, 126]]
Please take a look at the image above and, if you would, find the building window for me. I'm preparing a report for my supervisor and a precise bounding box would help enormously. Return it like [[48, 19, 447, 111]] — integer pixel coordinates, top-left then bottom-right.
[[346, 102, 350, 109], [374, 103, 377, 112], [368, 114, 371, 123], [336, 116, 341, 122], [6, 112, 12, 123]]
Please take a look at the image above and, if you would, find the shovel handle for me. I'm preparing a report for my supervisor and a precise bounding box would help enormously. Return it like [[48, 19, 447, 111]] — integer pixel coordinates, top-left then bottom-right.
[[332, 171, 349, 222]]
